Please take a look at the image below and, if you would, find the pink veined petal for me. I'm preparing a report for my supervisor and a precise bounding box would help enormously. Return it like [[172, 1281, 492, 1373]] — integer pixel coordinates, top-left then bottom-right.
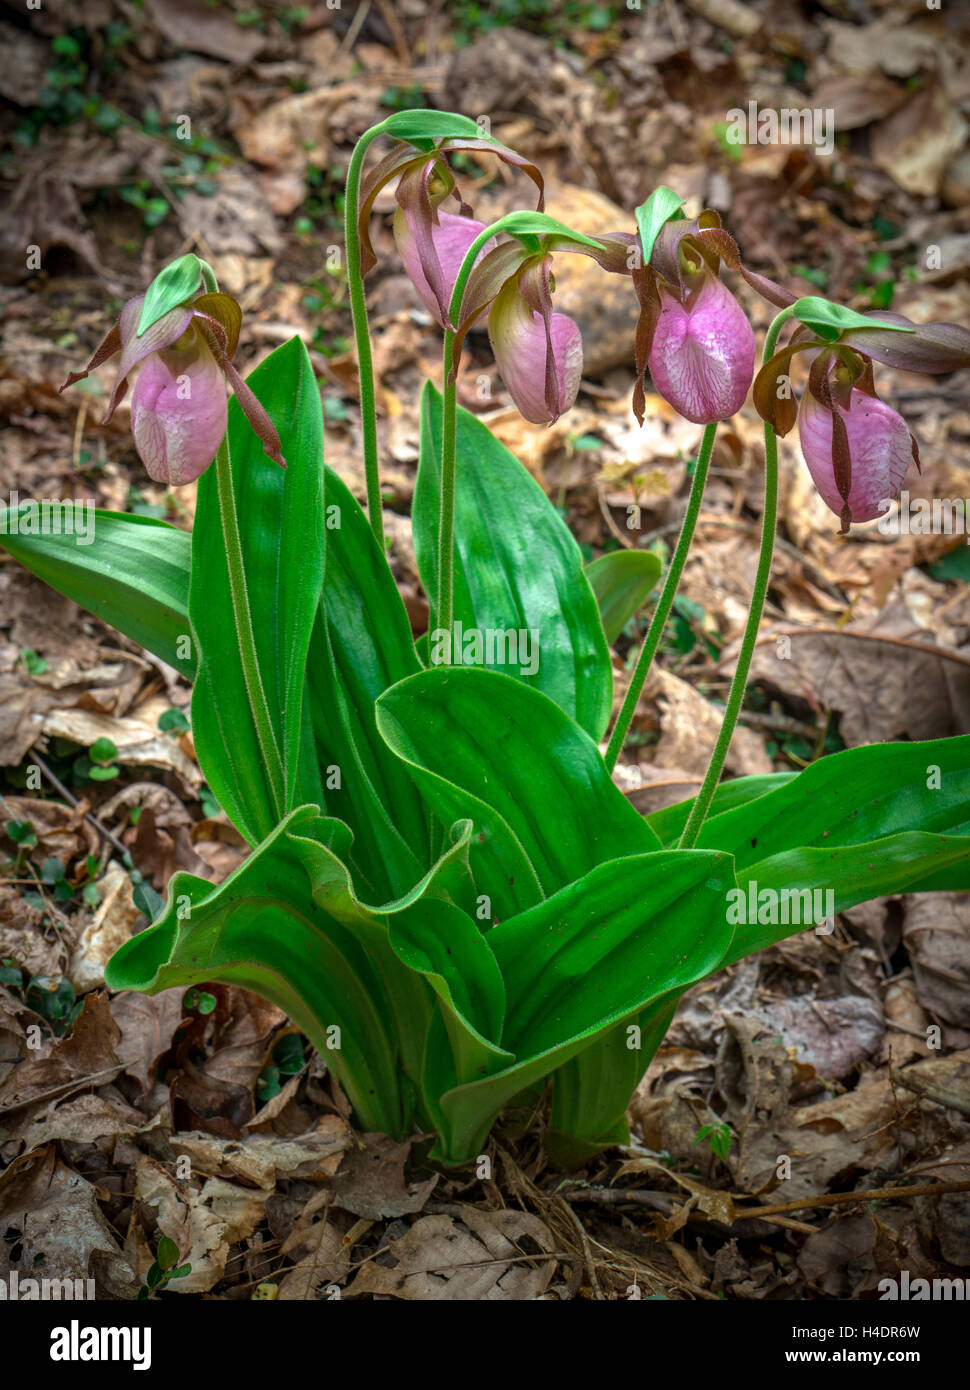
[[798, 388, 914, 523], [104, 295, 196, 422], [489, 284, 582, 425], [130, 339, 227, 486], [648, 275, 755, 424], [394, 207, 494, 327]]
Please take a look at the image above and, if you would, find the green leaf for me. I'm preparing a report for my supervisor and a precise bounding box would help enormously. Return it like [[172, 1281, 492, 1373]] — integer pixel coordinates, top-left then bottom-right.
[[136, 254, 202, 337], [156, 1236, 179, 1270], [635, 186, 685, 269], [380, 110, 484, 142], [432, 848, 735, 1163], [305, 467, 429, 902], [698, 737, 970, 865], [487, 210, 610, 252], [106, 806, 478, 1139], [190, 338, 326, 844], [791, 295, 915, 343], [376, 668, 661, 919], [0, 509, 193, 679], [585, 550, 662, 645], [645, 772, 798, 847], [689, 736, 970, 962], [417, 382, 612, 740], [90, 737, 118, 764]]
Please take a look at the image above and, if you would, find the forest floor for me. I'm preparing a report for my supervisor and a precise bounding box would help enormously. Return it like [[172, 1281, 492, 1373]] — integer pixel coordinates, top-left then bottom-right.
[[2, 0, 970, 1300]]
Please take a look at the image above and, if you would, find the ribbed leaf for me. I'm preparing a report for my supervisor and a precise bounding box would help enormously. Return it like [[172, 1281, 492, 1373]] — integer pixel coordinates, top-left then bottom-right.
[[190, 338, 326, 843], [431, 849, 734, 1163], [0, 509, 193, 678], [585, 549, 661, 645], [416, 383, 612, 739], [376, 668, 661, 919]]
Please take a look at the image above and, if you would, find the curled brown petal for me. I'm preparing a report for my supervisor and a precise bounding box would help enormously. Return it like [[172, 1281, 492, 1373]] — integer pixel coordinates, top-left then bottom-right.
[[839, 314, 970, 374], [196, 312, 286, 469]]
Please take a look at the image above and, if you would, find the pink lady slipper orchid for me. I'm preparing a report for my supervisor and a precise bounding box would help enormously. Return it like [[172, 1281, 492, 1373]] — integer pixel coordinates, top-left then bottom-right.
[[487, 256, 583, 425], [754, 309, 970, 532], [649, 273, 755, 425], [799, 385, 916, 526], [446, 233, 632, 428], [631, 208, 793, 426], [392, 161, 496, 328], [60, 291, 284, 486], [357, 136, 544, 330]]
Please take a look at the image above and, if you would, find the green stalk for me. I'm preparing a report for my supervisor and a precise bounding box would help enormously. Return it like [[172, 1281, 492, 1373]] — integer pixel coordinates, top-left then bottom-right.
[[604, 421, 717, 772], [433, 219, 509, 660], [214, 435, 285, 814], [437, 331, 459, 653], [344, 122, 390, 549], [678, 306, 797, 849]]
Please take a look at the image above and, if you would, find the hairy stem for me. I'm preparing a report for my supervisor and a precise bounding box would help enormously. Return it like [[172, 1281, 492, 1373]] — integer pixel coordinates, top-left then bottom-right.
[[215, 435, 285, 813], [344, 124, 388, 549], [604, 421, 717, 772]]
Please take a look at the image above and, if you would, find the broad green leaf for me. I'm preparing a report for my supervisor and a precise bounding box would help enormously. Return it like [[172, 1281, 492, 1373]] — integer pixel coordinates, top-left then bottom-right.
[[546, 1002, 677, 1168], [0, 509, 193, 678], [431, 849, 734, 1163], [644, 771, 797, 847], [305, 467, 429, 902], [791, 295, 915, 344], [728, 830, 970, 964], [585, 549, 662, 645], [106, 807, 478, 1138], [635, 186, 685, 269], [136, 254, 202, 337], [417, 382, 612, 739], [106, 808, 405, 1135], [697, 737, 970, 865], [377, 668, 662, 918], [190, 338, 326, 844]]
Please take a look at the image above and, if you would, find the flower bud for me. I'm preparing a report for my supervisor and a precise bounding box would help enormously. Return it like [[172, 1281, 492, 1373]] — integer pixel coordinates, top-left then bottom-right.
[[130, 330, 228, 486], [488, 275, 582, 425], [798, 387, 914, 524], [648, 273, 755, 424], [394, 206, 492, 328]]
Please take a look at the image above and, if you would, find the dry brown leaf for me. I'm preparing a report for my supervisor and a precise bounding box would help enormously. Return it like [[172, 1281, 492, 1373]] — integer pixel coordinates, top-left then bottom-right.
[[903, 892, 970, 1027], [0, 991, 121, 1114], [109, 988, 185, 1095], [345, 1209, 557, 1300], [171, 1119, 351, 1190], [128, 1155, 267, 1293], [0, 1146, 135, 1296], [68, 863, 140, 993], [330, 1133, 438, 1220]]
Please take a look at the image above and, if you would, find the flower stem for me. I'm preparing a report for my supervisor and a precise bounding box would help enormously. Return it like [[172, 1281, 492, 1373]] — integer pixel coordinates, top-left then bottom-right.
[[436, 331, 459, 657], [678, 306, 796, 849], [214, 435, 285, 814], [344, 123, 389, 549], [604, 421, 717, 772]]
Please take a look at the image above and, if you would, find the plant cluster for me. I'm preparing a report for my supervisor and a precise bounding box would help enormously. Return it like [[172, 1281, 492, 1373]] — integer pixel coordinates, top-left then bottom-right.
[[3, 111, 970, 1168]]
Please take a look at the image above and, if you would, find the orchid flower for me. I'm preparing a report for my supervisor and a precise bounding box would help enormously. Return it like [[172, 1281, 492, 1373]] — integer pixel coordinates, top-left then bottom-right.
[[754, 310, 970, 531], [631, 210, 793, 426], [60, 290, 284, 486]]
